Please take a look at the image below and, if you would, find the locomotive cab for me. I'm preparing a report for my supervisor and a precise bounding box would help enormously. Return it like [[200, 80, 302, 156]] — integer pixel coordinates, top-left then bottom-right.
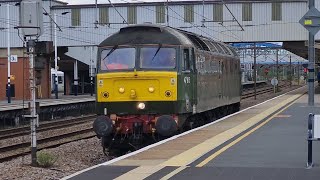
[[95, 44, 196, 140]]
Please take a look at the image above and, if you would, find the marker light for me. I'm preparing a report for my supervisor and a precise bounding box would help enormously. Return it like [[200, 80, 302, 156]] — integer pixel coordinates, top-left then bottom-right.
[[137, 102, 146, 110], [119, 87, 125, 93], [148, 87, 155, 93]]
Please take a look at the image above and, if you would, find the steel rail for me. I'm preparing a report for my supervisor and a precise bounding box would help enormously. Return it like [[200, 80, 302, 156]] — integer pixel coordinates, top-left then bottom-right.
[[0, 115, 96, 140]]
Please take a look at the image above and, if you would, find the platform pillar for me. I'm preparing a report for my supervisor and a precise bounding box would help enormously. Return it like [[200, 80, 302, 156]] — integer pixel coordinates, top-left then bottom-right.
[[6, 4, 11, 103], [307, 113, 314, 168], [74, 60, 78, 96]]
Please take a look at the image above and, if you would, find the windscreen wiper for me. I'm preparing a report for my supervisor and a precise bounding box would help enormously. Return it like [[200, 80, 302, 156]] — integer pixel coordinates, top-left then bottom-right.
[[151, 44, 162, 62], [102, 45, 118, 62]]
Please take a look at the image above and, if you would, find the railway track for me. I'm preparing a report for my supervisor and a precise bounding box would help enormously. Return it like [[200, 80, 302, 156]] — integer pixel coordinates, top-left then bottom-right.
[[0, 128, 95, 162], [0, 115, 96, 140], [241, 84, 291, 99], [0, 115, 96, 162]]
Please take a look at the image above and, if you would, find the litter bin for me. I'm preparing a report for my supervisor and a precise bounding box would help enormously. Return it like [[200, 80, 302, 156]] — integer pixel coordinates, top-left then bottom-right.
[[6, 84, 15, 97]]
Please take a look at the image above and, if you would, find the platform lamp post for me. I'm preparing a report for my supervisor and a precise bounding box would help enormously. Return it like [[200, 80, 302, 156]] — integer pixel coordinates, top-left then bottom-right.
[[2, 2, 20, 103], [49, 11, 69, 99], [54, 13, 58, 99], [6, 4, 11, 103]]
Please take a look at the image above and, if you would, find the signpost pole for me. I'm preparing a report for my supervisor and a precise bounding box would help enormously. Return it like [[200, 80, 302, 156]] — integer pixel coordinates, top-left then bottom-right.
[[290, 55, 292, 87], [298, 62, 300, 85], [20, 0, 44, 166], [276, 49, 279, 93], [254, 43, 257, 100], [299, 0, 319, 106], [27, 40, 38, 166], [308, 0, 315, 106]]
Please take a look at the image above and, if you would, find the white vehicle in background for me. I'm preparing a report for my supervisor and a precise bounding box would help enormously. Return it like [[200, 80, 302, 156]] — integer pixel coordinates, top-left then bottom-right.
[[51, 68, 64, 93]]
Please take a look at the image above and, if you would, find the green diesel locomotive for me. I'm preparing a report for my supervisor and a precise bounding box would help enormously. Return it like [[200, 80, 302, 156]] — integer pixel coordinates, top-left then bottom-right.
[[93, 24, 241, 152]]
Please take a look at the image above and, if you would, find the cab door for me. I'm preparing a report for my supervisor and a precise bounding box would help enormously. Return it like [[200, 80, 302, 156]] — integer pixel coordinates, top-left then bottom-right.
[[181, 48, 196, 113]]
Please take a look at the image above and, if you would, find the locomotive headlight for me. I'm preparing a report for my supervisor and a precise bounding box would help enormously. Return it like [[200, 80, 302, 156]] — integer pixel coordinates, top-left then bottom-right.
[[137, 102, 146, 110], [148, 87, 155, 93], [119, 87, 125, 94]]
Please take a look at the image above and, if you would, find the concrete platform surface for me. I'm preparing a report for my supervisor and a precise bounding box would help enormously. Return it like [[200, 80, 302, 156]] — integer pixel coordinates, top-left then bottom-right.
[[63, 86, 320, 180], [0, 95, 95, 111]]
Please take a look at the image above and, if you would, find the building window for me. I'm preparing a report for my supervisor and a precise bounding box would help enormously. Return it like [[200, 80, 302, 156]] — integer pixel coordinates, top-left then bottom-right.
[[156, 5, 165, 23], [71, 9, 81, 26], [242, 3, 252, 21], [272, 2, 282, 21], [213, 4, 223, 22], [99, 7, 109, 24], [127, 6, 137, 24], [184, 5, 194, 23]]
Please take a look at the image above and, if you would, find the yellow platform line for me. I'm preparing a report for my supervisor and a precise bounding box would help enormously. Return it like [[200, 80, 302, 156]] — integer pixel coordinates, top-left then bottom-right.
[[160, 166, 188, 180], [196, 94, 300, 167], [114, 165, 164, 180], [161, 93, 303, 167]]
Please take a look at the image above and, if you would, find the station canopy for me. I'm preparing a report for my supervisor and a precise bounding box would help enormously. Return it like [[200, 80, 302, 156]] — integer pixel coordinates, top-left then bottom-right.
[[230, 42, 308, 65]]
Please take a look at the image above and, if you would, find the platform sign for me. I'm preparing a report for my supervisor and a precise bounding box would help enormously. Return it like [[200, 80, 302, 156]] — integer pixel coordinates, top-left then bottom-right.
[[10, 55, 18, 63], [299, 7, 320, 35], [271, 78, 278, 86], [313, 115, 320, 139]]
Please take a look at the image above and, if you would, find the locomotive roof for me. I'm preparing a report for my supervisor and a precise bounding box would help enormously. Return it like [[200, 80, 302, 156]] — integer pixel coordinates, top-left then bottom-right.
[[99, 24, 238, 56], [99, 24, 193, 46]]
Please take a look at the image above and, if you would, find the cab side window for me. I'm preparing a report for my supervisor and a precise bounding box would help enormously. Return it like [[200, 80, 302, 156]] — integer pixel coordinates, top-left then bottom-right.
[[190, 48, 195, 72], [183, 49, 190, 71]]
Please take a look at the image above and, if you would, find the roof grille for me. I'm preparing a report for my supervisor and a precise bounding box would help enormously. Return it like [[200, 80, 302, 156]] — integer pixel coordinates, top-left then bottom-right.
[[120, 25, 163, 33]]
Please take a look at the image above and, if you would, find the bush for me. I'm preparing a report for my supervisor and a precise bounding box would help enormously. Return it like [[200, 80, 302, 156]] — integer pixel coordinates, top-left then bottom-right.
[[37, 151, 58, 168]]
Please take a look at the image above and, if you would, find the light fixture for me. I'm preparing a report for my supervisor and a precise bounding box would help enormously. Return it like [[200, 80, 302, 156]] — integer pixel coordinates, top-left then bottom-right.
[[119, 87, 125, 93], [137, 102, 145, 110], [148, 87, 155, 93]]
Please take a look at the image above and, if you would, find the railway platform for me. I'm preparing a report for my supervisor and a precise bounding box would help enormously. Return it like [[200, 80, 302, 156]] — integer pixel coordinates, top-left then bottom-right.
[[0, 95, 94, 112], [0, 95, 95, 127], [64, 86, 320, 180]]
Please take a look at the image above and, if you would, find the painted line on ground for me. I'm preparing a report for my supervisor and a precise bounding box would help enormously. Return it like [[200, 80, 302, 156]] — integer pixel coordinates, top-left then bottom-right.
[[62, 86, 305, 180], [160, 166, 188, 180], [161, 93, 303, 166], [196, 93, 303, 167], [114, 165, 164, 180]]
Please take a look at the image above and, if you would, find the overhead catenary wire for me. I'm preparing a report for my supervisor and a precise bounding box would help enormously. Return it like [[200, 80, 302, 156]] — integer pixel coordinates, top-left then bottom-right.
[[108, 0, 129, 25], [118, 0, 242, 41], [167, 5, 223, 41], [172, 1, 243, 41], [220, 0, 244, 31]]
